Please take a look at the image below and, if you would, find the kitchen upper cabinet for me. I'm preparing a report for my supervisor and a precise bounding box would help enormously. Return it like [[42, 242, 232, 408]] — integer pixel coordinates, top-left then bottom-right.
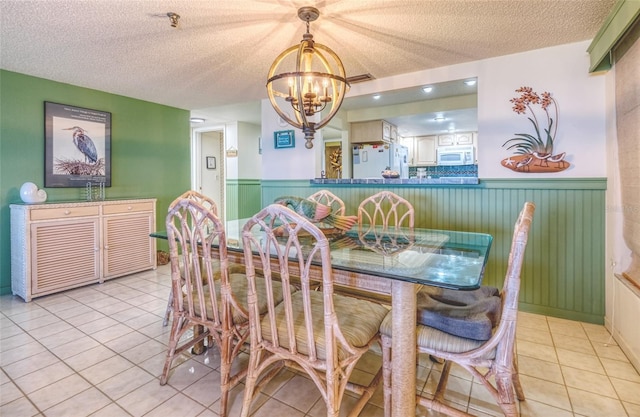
[[437, 132, 476, 146], [399, 136, 415, 165], [390, 125, 398, 142], [415, 135, 437, 165], [350, 120, 397, 144]]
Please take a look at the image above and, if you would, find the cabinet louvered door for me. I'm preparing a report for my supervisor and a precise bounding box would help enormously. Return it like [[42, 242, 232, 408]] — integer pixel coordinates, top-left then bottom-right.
[[103, 213, 155, 279], [30, 219, 100, 296]]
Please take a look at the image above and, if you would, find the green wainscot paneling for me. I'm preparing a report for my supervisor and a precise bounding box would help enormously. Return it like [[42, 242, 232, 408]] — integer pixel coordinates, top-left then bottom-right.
[[261, 178, 607, 324], [226, 179, 262, 221]]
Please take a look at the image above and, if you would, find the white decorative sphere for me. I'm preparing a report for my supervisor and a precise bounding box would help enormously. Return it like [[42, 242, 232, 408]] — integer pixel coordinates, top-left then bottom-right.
[[20, 182, 47, 203]]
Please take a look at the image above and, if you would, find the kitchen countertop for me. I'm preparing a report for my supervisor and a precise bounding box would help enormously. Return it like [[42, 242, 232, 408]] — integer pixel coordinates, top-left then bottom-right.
[[310, 177, 479, 185]]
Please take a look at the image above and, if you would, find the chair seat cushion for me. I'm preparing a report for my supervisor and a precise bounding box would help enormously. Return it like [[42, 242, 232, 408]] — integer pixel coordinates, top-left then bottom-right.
[[415, 286, 501, 341], [189, 271, 292, 325], [262, 291, 389, 361], [380, 312, 495, 359]]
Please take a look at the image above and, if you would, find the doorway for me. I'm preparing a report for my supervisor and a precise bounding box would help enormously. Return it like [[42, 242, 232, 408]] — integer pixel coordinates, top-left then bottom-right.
[[193, 128, 226, 221], [324, 141, 343, 178]]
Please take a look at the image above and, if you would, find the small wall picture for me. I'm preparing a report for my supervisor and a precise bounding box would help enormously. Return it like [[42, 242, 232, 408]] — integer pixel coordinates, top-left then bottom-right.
[[44, 101, 111, 187], [274, 130, 295, 149], [206, 156, 216, 169]]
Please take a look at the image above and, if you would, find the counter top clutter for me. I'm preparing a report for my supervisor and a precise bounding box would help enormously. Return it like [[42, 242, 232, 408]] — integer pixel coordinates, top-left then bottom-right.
[[311, 177, 480, 185]]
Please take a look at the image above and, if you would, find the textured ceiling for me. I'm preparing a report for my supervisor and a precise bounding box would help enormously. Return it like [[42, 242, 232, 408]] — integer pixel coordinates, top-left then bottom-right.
[[1, 0, 616, 120]]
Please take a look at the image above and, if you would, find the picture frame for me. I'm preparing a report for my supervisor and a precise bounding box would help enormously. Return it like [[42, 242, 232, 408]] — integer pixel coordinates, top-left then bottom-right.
[[274, 130, 295, 149], [44, 101, 111, 187], [206, 156, 216, 169]]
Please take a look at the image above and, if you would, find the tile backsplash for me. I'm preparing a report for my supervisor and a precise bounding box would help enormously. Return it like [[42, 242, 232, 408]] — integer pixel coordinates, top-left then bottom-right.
[[409, 164, 478, 178]]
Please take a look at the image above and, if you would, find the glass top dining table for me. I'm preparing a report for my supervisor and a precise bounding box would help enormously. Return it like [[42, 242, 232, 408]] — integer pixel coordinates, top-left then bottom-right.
[[152, 219, 493, 416], [153, 219, 492, 290]]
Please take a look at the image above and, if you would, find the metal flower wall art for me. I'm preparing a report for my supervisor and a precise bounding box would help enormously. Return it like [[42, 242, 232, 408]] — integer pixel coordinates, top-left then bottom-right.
[[501, 87, 569, 173]]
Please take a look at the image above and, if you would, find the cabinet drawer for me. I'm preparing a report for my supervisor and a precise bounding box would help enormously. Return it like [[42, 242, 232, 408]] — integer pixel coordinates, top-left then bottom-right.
[[30, 206, 99, 221], [103, 202, 154, 215]]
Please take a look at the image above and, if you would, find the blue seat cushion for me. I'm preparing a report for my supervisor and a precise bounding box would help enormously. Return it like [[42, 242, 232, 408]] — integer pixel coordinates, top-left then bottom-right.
[[416, 286, 501, 341]]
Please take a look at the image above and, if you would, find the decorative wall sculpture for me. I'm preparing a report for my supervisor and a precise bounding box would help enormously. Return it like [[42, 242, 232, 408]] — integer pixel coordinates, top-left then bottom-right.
[[501, 87, 569, 173]]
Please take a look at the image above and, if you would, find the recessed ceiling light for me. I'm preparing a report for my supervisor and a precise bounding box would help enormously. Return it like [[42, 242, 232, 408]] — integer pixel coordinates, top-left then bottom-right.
[[190, 117, 206, 123], [422, 86, 433, 93], [372, 94, 381, 100], [463, 79, 477, 86]]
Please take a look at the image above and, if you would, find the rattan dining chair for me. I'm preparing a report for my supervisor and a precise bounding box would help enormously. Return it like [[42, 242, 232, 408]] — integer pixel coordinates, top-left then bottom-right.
[[307, 189, 346, 216], [163, 190, 218, 326], [357, 191, 415, 257], [379, 201, 535, 417], [240, 204, 390, 417], [161, 197, 257, 417], [357, 190, 415, 232]]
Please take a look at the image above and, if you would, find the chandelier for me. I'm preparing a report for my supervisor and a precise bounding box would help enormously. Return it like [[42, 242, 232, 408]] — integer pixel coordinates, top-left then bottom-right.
[[266, 6, 349, 149]]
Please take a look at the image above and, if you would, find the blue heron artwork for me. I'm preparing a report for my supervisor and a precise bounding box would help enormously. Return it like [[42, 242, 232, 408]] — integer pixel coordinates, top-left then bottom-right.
[[45, 101, 111, 187], [64, 126, 98, 164]]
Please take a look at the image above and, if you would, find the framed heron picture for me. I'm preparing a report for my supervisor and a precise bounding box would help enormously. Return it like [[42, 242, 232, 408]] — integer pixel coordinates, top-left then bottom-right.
[[44, 102, 112, 187]]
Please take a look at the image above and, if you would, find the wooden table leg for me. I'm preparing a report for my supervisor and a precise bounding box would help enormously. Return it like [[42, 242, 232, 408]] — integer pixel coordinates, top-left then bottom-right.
[[391, 280, 417, 417], [192, 325, 205, 355]]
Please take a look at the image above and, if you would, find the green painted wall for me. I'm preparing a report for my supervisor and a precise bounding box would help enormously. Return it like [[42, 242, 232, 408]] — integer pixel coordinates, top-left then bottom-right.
[[0, 70, 191, 295], [261, 178, 607, 324]]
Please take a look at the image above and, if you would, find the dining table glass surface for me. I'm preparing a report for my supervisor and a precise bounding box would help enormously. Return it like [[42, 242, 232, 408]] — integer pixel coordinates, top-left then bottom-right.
[[152, 218, 493, 291]]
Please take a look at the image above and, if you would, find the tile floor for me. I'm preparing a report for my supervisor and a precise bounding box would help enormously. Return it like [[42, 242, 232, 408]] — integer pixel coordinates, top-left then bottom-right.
[[1, 265, 639, 417]]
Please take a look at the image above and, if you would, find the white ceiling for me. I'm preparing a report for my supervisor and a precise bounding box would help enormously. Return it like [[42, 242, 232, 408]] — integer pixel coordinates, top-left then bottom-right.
[[0, 0, 616, 133]]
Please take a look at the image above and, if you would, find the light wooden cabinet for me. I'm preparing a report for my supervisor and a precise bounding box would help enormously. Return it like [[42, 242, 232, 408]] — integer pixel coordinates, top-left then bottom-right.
[[454, 132, 475, 145], [399, 136, 415, 165], [390, 125, 398, 142], [437, 132, 476, 146], [350, 120, 396, 144], [415, 135, 437, 165], [10, 199, 156, 301]]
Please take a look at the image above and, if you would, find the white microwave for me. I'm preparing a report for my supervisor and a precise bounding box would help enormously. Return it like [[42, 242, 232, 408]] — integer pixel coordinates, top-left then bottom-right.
[[436, 145, 475, 166]]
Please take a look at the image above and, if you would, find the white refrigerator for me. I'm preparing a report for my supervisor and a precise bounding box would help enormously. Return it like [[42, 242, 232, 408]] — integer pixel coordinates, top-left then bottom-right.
[[352, 143, 409, 178]]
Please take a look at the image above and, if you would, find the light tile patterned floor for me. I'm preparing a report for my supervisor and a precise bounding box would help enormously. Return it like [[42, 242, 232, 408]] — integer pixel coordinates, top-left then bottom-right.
[[1, 265, 639, 417]]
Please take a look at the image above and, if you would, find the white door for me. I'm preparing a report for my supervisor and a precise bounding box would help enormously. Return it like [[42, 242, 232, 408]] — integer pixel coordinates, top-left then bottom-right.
[[194, 129, 225, 221]]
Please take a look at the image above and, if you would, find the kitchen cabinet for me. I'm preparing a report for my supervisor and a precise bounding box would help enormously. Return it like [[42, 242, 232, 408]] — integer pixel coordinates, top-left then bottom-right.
[[10, 199, 156, 301], [399, 136, 415, 165], [415, 135, 437, 165], [399, 135, 437, 166], [437, 132, 476, 146], [350, 120, 396, 144]]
